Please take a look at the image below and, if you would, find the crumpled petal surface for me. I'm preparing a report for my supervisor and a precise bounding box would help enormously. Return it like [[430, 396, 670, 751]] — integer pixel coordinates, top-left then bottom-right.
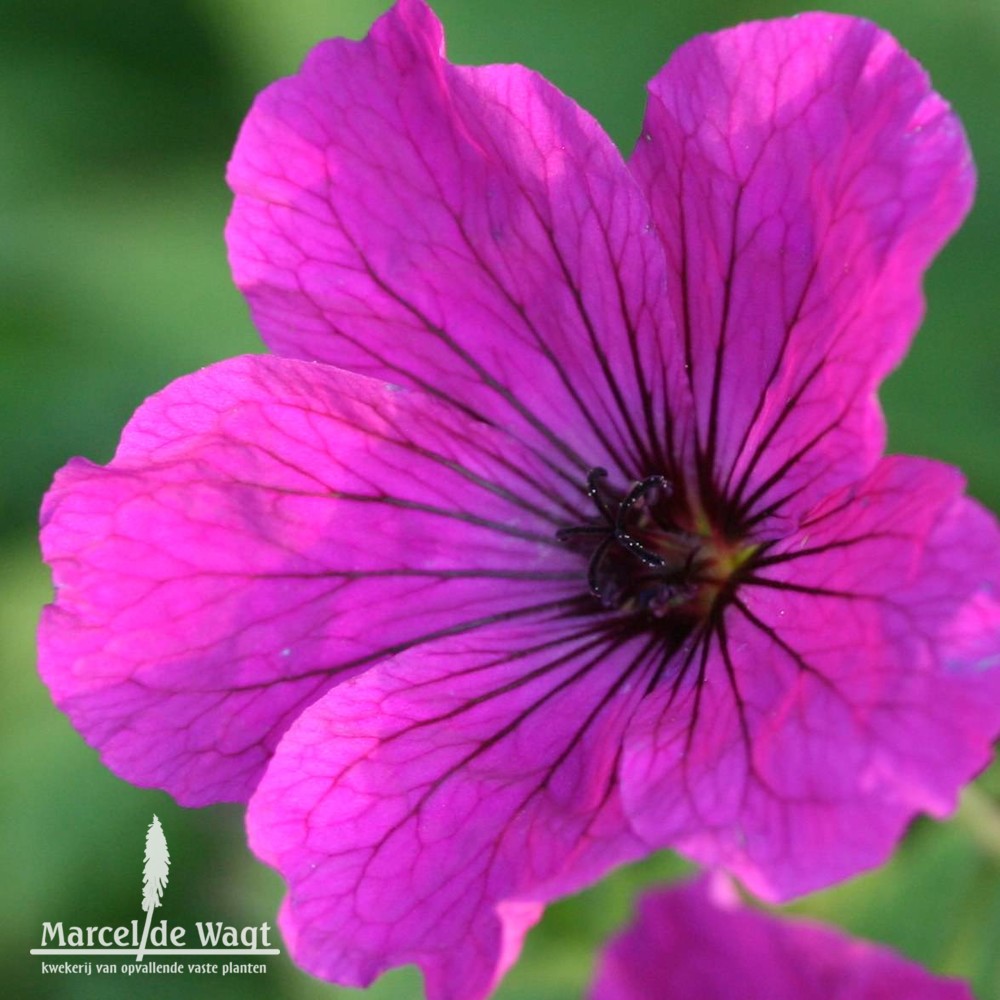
[[227, 0, 678, 483], [630, 13, 974, 524], [589, 874, 973, 999], [247, 615, 655, 999], [39, 354, 581, 804], [620, 456, 1000, 900]]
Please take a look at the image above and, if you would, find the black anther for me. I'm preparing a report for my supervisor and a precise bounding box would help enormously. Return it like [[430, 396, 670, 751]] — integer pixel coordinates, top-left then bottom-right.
[[560, 468, 675, 600], [612, 474, 671, 568]]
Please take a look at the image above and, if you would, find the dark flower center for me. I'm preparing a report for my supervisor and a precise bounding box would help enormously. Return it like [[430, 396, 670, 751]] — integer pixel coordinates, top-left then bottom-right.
[[558, 467, 756, 622]]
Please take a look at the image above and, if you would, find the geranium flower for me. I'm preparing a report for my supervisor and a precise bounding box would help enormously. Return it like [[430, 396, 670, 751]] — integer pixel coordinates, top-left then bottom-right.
[[590, 875, 972, 999], [39, 1, 1000, 997]]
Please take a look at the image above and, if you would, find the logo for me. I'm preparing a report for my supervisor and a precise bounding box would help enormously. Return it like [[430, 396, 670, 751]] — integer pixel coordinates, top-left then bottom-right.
[[31, 815, 280, 979]]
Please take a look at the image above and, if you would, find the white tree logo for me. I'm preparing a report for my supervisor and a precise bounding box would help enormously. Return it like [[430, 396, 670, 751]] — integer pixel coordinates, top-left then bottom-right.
[[136, 815, 170, 961]]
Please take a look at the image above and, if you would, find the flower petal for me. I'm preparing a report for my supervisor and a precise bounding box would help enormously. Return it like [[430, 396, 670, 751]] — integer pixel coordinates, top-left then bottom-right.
[[247, 615, 661, 999], [590, 874, 973, 999], [621, 457, 1000, 899], [630, 15, 974, 525], [39, 355, 583, 805], [226, 0, 676, 481]]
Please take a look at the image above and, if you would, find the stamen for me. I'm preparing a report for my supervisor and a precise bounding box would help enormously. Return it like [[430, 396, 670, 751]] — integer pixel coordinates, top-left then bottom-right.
[[586, 467, 614, 521], [555, 525, 608, 541], [612, 474, 670, 567], [558, 467, 757, 624], [560, 468, 683, 606], [586, 536, 616, 599]]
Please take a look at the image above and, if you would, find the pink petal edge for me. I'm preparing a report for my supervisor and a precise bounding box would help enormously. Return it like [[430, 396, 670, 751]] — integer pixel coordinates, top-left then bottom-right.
[[621, 457, 1000, 900], [247, 615, 657, 1000], [630, 13, 975, 523], [39, 354, 581, 804], [226, 0, 681, 485]]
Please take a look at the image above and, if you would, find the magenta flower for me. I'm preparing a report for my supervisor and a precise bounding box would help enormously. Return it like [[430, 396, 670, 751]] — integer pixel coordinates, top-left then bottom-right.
[[590, 875, 972, 1000], [39, 1, 1000, 997]]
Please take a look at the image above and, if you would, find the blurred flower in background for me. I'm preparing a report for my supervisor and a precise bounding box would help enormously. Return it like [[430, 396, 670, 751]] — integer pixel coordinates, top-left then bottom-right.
[[589, 875, 973, 999]]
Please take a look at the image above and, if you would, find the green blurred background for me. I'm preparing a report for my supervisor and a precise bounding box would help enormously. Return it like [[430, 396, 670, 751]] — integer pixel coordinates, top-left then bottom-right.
[[3, 0, 998, 996]]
